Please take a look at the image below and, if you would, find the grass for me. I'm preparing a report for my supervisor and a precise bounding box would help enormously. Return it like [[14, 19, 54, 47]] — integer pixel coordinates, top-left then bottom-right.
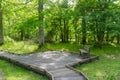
[[0, 59, 48, 80], [0, 37, 82, 54], [91, 43, 120, 55], [37, 42, 82, 52], [0, 37, 38, 54], [0, 42, 81, 54], [0, 41, 38, 54], [1, 37, 120, 55], [75, 54, 120, 80]]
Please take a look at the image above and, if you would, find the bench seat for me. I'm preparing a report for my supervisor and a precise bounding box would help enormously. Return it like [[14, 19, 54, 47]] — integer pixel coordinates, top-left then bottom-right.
[[80, 45, 90, 58]]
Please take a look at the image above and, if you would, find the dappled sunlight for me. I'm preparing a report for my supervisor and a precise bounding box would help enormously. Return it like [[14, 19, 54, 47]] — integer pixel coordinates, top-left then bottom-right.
[[0, 41, 38, 54], [7, 76, 28, 80], [96, 71, 105, 77], [40, 43, 81, 53], [82, 68, 88, 71], [108, 43, 117, 47], [105, 54, 116, 59]]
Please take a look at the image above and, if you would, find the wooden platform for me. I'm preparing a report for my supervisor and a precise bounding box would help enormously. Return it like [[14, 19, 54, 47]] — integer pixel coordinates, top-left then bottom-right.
[[0, 69, 4, 80], [0, 51, 98, 80]]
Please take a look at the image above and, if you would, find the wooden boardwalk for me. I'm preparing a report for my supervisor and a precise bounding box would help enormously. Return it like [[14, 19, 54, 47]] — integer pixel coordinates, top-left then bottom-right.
[[0, 69, 4, 80], [0, 51, 98, 80]]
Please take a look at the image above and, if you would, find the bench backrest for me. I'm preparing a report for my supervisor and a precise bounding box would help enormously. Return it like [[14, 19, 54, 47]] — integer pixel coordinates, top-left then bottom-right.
[[84, 45, 90, 52]]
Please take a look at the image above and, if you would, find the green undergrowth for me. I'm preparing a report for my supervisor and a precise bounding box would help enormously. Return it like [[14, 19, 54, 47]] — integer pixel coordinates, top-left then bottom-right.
[[0, 59, 48, 80], [75, 54, 120, 80], [91, 44, 120, 55], [0, 41, 81, 54], [1, 37, 120, 55], [37, 42, 82, 53], [0, 37, 82, 54], [0, 37, 38, 54], [0, 41, 38, 54], [1, 36, 120, 55]]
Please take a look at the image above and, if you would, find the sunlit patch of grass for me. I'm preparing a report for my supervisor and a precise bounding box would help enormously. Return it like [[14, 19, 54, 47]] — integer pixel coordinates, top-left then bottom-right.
[[0, 37, 83, 54], [1, 38, 120, 55], [75, 54, 120, 80], [38, 43, 82, 53], [0, 59, 48, 80], [0, 37, 38, 54], [0, 36, 120, 56]]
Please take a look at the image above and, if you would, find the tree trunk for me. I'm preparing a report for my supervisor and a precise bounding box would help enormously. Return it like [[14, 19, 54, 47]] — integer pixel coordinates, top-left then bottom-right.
[[73, 17, 79, 43], [39, 27, 44, 46], [0, 3, 4, 45], [81, 18, 86, 45], [20, 29, 24, 40], [97, 34, 104, 48], [63, 19, 69, 42], [96, 21, 104, 48], [59, 18, 64, 42], [75, 29, 78, 43], [38, 0, 44, 47], [111, 36, 115, 43], [117, 35, 120, 44], [106, 30, 109, 43]]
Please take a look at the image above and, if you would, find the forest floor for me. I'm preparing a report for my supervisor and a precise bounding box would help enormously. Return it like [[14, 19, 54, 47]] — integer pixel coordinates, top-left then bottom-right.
[[0, 40, 120, 80]]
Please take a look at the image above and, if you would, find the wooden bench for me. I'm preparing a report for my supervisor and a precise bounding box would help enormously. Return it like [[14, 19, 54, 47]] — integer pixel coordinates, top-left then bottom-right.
[[80, 45, 90, 58]]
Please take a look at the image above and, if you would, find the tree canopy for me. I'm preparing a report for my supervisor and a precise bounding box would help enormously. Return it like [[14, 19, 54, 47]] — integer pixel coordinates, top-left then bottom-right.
[[0, 0, 120, 47]]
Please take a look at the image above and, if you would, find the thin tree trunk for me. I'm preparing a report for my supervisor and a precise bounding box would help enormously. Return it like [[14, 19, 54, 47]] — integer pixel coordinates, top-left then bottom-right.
[[96, 21, 104, 48], [59, 18, 64, 42], [117, 35, 120, 44], [97, 34, 104, 48], [38, 0, 44, 47], [111, 36, 115, 43], [0, 3, 4, 45], [20, 29, 24, 40], [73, 17, 79, 43], [81, 18, 86, 45], [74, 27, 78, 43], [63, 19, 65, 42], [106, 30, 109, 43], [63, 19, 69, 42]]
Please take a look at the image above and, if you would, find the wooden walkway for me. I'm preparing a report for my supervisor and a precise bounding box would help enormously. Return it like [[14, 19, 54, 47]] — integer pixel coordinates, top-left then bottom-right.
[[0, 69, 4, 80], [0, 51, 98, 80]]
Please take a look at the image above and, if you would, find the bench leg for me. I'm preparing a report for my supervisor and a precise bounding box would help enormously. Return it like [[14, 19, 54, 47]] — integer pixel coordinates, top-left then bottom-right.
[[81, 53, 90, 59], [79, 51, 82, 56]]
